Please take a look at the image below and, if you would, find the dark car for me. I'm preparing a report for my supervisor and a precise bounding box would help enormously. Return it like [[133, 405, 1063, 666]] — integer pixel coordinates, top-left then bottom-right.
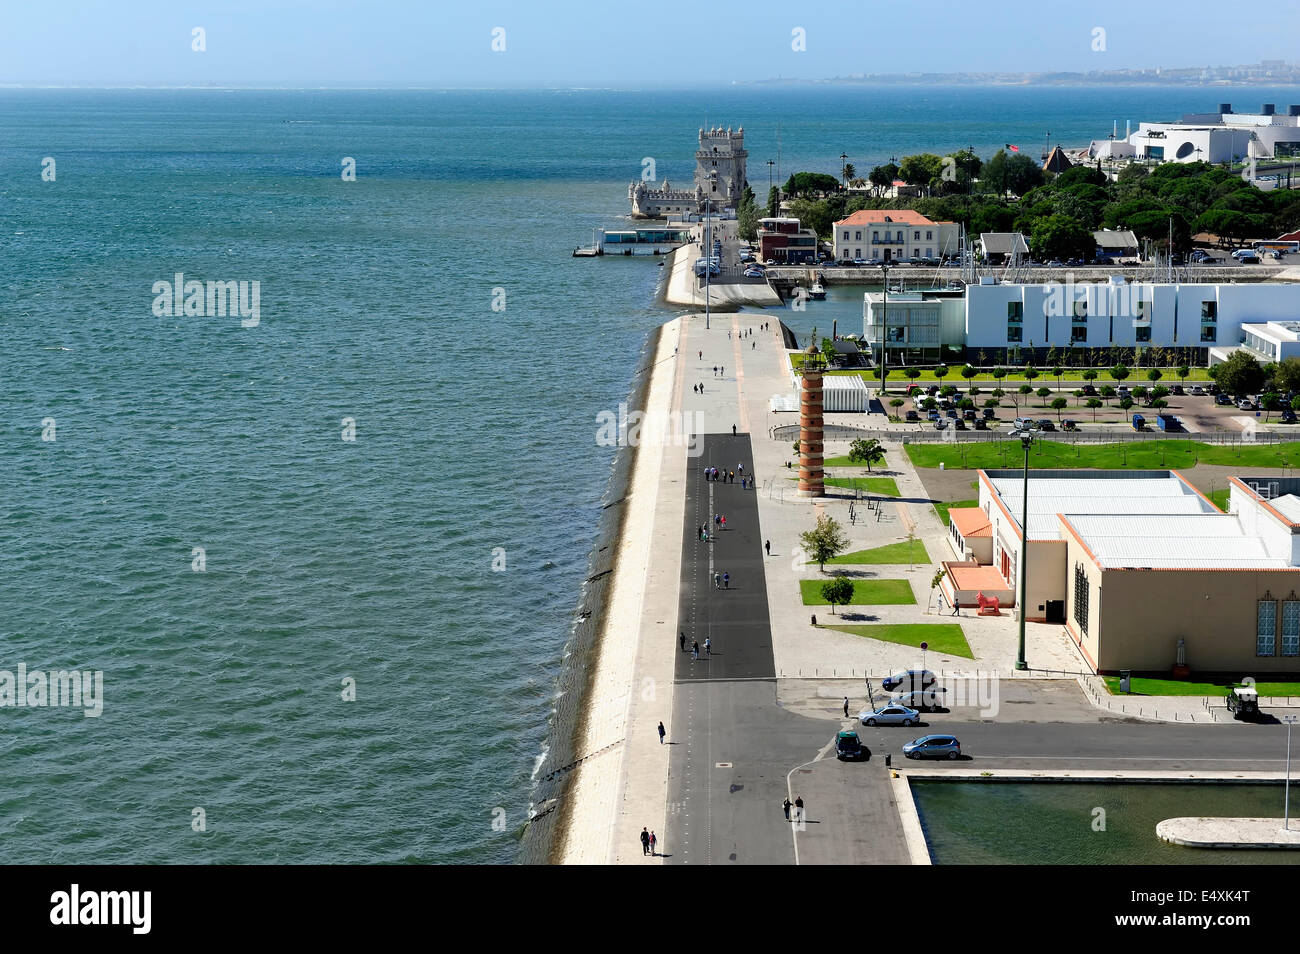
[[953, 418, 967, 430], [974, 418, 988, 429], [1171, 385, 1184, 395], [1216, 394, 1233, 405], [1037, 419, 1056, 432], [1062, 419, 1078, 431], [1081, 384, 1097, 396], [881, 669, 937, 692], [835, 730, 866, 760], [934, 418, 948, 430], [963, 409, 977, 420], [905, 410, 920, 422]]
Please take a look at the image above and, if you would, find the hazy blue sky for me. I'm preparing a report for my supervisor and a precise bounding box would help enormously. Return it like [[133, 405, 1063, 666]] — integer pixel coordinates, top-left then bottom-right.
[[2, 0, 1297, 87]]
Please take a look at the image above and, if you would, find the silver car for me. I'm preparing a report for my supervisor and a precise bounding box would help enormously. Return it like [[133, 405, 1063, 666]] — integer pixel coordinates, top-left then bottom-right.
[[858, 704, 921, 727], [891, 688, 948, 712], [903, 734, 962, 760]]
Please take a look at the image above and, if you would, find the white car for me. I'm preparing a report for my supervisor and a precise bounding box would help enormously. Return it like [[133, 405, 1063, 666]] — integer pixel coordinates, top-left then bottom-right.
[[858, 704, 921, 727]]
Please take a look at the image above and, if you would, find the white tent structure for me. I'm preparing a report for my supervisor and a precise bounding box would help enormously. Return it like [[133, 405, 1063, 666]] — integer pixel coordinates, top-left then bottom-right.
[[821, 375, 869, 412]]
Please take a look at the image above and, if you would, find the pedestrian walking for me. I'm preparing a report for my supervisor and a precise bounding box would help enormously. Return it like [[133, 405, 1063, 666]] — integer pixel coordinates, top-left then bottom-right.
[[721, 365, 724, 376], [765, 539, 770, 556], [649, 831, 657, 855], [782, 797, 792, 820], [843, 697, 850, 717], [752, 341, 755, 350], [795, 796, 804, 823], [704, 637, 711, 656], [641, 827, 650, 855], [723, 572, 729, 589], [698, 350, 702, 359], [738, 463, 744, 475], [657, 721, 665, 744], [721, 515, 727, 529], [732, 424, 736, 436], [679, 632, 685, 652], [692, 639, 700, 657], [712, 365, 717, 376], [713, 571, 721, 589]]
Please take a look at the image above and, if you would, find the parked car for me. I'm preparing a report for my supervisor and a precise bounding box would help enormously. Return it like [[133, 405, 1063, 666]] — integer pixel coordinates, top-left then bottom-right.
[[892, 688, 948, 712], [963, 409, 977, 420], [1013, 417, 1035, 429], [905, 410, 920, 422], [1190, 386, 1206, 396], [858, 704, 921, 727], [1283, 411, 1298, 424], [1061, 419, 1078, 431], [974, 418, 988, 429], [1080, 384, 1097, 396], [881, 669, 937, 692], [934, 418, 949, 430], [903, 735, 962, 760], [1216, 394, 1234, 406], [1171, 385, 1184, 395], [1238, 398, 1257, 411], [835, 729, 866, 760], [743, 267, 766, 278], [927, 410, 940, 421], [1037, 419, 1056, 432], [953, 418, 967, 430]]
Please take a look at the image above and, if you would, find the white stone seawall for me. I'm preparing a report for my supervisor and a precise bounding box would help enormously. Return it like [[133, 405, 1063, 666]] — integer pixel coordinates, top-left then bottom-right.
[[553, 317, 684, 864], [663, 243, 782, 309]]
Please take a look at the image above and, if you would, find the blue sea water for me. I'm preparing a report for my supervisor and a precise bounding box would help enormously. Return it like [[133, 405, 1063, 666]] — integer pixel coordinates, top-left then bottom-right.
[[1, 85, 1296, 863]]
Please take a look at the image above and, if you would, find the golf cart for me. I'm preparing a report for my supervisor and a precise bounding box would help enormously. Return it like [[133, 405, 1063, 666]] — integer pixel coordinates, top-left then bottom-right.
[[1226, 686, 1260, 720]]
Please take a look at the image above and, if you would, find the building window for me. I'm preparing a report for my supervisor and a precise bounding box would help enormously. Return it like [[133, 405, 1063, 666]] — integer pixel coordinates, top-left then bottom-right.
[[1201, 301, 1217, 320], [1136, 326, 1151, 342], [914, 230, 920, 240], [855, 231, 862, 241], [1285, 600, 1300, 656], [1201, 326, 1217, 343], [1007, 325, 1023, 343], [1073, 564, 1089, 635], [872, 231, 878, 241], [1258, 599, 1277, 656], [926, 230, 933, 240], [1007, 302, 1023, 322], [1071, 326, 1088, 343], [843, 231, 850, 241]]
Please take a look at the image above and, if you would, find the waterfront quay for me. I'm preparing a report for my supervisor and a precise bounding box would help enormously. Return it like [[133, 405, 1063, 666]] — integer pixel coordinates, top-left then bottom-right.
[[548, 309, 1300, 866]]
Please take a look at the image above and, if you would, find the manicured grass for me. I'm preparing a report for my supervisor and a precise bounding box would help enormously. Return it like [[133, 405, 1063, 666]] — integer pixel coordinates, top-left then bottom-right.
[[933, 499, 977, 526], [1103, 676, 1300, 697], [823, 623, 973, 659], [824, 539, 930, 565], [823, 454, 888, 468], [808, 366, 1213, 385], [824, 476, 901, 496], [800, 578, 915, 605], [1207, 488, 1230, 512], [905, 440, 1300, 472]]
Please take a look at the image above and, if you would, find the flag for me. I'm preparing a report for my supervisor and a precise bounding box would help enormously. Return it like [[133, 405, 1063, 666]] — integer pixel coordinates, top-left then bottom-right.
[[1005, 143, 1020, 153]]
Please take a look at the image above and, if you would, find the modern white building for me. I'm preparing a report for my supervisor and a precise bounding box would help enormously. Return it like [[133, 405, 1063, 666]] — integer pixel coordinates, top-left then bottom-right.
[[1115, 103, 1300, 165], [1230, 320, 1300, 365], [862, 290, 967, 364], [961, 277, 1300, 356]]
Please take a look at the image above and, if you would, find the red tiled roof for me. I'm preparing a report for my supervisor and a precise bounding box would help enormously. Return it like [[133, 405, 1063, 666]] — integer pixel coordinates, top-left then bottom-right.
[[948, 564, 1010, 592], [834, 209, 938, 227], [949, 507, 992, 537]]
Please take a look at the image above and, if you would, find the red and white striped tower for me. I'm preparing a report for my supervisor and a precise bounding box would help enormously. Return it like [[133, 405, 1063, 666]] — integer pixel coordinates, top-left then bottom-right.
[[798, 345, 825, 497]]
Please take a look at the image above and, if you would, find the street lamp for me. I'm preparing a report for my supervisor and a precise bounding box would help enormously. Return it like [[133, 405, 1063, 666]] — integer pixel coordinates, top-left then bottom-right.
[[879, 263, 891, 395], [1011, 422, 1040, 670], [840, 152, 849, 187], [1285, 715, 1298, 832]]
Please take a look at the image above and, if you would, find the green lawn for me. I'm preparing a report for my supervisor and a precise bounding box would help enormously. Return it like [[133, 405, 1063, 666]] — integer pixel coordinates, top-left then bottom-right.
[[823, 454, 887, 469], [824, 476, 901, 496], [800, 578, 915, 605], [824, 539, 930, 565], [1103, 676, 1300, 697], [905, 440, 1300, 472], [823, 623, 973, 659], [933, 499, 977, 526], [802, 365, 1213, 385], [1207, 488, 1230, 512]]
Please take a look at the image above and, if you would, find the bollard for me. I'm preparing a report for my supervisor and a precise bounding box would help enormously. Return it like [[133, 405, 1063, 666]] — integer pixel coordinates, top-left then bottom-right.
[[885, 754, 892, 768]]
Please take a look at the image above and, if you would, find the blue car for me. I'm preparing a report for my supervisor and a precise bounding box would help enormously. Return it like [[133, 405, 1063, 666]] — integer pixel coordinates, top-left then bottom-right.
[[903, 734, 961, 760]]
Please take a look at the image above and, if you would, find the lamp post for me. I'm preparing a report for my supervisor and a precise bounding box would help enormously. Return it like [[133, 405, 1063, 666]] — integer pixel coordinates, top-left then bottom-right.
[[879, 263, 891, 395], [1285, 715, 1298, 831], [1012, 423, 1039, 670], [840, 152, 849, 187]]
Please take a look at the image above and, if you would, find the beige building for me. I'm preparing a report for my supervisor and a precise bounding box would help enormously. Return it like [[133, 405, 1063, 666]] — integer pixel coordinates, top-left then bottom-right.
[[944, 469, 1300, 675], [833, 209, 959, 263]]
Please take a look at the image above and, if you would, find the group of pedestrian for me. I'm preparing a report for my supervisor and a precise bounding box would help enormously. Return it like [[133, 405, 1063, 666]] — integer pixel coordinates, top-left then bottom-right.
[[706, 468, 738, 483], [781, 795, 805, 823], [711, 365, 725, 377], [713, 513, 727, 530], [696, 524, 711, 542], [640, 827, 659, 856], [712, 571, 730, 589], [693, 383, 706, 394]]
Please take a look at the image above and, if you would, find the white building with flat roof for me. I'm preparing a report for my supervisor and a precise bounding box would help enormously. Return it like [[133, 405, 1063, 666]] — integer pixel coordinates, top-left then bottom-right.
[[1122, 103, 1300, 164]]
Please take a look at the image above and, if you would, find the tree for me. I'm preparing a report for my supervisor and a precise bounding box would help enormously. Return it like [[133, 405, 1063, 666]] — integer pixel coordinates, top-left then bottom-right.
[[1082, 369, 1099, 386], [1262, 392, 1282, 422], [899, 153, 946, 194], [821, 576, 855, 615], [927, 569, 946, 613], [889, 398, 904, 419], [1053, 365, 1064, 388], [848, 438, 886, 472], [801, 513, 849, 572], [961, 364, 978, 392], [1176, 365, 1190, 385], [1146, 368, 1163, 385], [1030, 214, 1096, 261], [1109, 364, 1130, 385], [1132, 385, 1148, 404], [1274, 357, 1300, 393], [785, 172, 842, 197], [1016, 384, 1033, 408], [934, 364, 949, 384], [1024, 365, 1040, 384], [1215, 350, 1265, 397], [736, 186, 759, 242], [1051, 396, 1069, 419], [767, 186, 780, 218], [992, 367, 1008, 386], [869, 163, 899, 196], [1037, 386, 1052, 406], [1100, 384, 1115, 405], [1086, 397, 1103, 420], [904, 367, 922, 386], [842, 161, 856, 185], [1118, 397, 1134, 412]]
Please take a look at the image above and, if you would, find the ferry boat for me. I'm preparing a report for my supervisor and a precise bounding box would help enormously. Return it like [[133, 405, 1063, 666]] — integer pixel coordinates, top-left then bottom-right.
[[808, 280, 827, 300]]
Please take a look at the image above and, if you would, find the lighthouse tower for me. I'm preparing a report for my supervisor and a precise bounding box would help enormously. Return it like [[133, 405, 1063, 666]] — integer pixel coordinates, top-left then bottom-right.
[[798, 345, 825, 497]]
